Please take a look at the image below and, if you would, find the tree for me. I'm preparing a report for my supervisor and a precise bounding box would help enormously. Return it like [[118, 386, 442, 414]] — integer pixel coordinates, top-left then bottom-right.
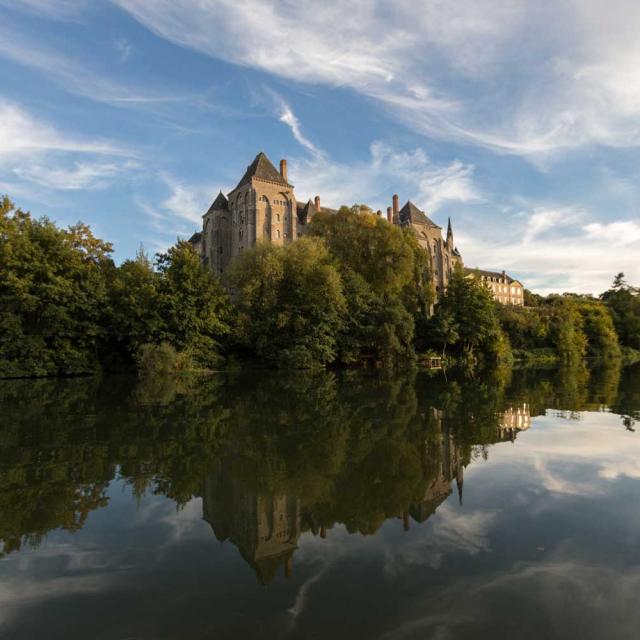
[[432, 267, 507, 364], [309, 207, 414, 299], [547, 296, 588, 362], [226, 238, 346, 368], [154, 240, 231, 368], [0, 197, 113, 377], [601, 273, 640, 350], [578, 301, 621, 360], [107, 247, 164, 363]]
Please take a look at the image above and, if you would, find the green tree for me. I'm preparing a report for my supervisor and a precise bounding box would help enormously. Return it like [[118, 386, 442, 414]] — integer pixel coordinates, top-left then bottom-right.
[[107, 247, 164, 362], [601, 273, 640, 350], [431, 267, 507, 364], [0, 197, 113, 377], [227, 238, 346, 368], [154, 240, 231, 368], [309, 207, 414, 298], [547, 296, 588, 362], [578, 300, 621, 360]]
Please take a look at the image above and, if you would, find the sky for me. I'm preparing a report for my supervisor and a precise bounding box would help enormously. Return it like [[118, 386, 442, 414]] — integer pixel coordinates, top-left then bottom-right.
[[1, 0, 640, 294]]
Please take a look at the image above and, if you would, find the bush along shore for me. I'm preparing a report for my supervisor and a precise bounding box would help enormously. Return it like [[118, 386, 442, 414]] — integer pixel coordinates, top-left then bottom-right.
[[1, 195, 639, 379]]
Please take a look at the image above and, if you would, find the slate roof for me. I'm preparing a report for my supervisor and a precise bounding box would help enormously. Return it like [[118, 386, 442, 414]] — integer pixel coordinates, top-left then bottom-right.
[[233, 152, 291, 191], [188, 231, 202, 245], [296, 200, 337, 223], [296, 199, 316, 224], [465, 267, 520, 284], [205, 191, 228, 215], [399, 201, 440, 228]]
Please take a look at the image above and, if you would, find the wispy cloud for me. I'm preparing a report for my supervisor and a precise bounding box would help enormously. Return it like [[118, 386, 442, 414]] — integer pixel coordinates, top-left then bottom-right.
[[0, 101, 130, 158], [459, 201, 640, 294], [12, 160, 139, 191], [112, 0, 640, 157], [0, 25, 205, 110], [0, 0, 87, 21], [114, 37, 133, 63], [279, 102, 323, 159], [0, 100, 138, 197], [290, 141, 480, 214], [522, 207, 583, 245]]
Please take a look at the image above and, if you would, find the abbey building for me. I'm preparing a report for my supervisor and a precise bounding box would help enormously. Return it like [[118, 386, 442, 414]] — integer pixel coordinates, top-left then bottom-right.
[[189, 151, 519, 300]]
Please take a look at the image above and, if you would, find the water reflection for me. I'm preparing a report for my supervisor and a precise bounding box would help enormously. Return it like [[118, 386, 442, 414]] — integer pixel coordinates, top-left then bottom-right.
[[1, 363, 636, 572], [3, 363, 640, 639]]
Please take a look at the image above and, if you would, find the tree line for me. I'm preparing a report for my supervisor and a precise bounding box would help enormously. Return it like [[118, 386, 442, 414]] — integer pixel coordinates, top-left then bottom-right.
[[1, 195, 638, 377]]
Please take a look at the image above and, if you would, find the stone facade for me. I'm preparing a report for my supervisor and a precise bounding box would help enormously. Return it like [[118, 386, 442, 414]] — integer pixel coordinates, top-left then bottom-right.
[[388, 196, 463, 297], [464, 268, 525, 305], [190, 152, 335, 276], [190, 152, 523, 301]]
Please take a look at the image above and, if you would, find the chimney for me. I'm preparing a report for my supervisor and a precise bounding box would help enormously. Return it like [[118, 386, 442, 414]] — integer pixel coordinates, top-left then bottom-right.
[[280, 158, 287, 181], [502, 270, 506, 282], [314, 195, 321, 210], [392, 194, 399, 219], [387, 206, 392, 223]]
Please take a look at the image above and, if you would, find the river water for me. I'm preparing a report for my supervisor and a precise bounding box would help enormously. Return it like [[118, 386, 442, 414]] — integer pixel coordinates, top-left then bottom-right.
[[1, 364, 639, 639]]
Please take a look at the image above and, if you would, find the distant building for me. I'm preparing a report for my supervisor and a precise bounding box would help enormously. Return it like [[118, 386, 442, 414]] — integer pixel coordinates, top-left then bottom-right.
[[497, 403, 531, 441], [391, 197, 463, 296], [465, 268, 525, 305], [189, 151, 462, 298]]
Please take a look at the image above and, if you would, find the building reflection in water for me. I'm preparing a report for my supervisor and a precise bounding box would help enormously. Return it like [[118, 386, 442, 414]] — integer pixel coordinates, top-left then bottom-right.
[[200, 403, 533, 584], [498, 403, 531, 441], [202, 474, 301, 584]]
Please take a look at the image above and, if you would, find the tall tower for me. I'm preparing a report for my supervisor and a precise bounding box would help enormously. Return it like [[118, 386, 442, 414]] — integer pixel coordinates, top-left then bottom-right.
[[225, 152, 296, 261], [202, 191, 230, 276]]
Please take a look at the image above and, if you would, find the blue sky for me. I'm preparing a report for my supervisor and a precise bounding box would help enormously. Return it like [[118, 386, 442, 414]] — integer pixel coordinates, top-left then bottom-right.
[[1, 0, 640, 294]]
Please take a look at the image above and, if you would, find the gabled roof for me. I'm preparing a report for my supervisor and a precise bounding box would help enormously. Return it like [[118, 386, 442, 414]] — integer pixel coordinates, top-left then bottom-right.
[[296, 199, 317, 224], [465, 267, 519, 284], [233, 152, 290, 191], [296, 200, 337, 223], [208, 191, 228, 212], [399, 201, 440, 228], [188, 231, 202, 245]]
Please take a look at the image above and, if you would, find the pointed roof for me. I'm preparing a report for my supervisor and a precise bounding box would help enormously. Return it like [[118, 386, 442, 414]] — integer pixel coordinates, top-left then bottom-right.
[[205, 191, 228, 216], [399, 201, 440, 228], [447, 217, 453, 239], [296, 198, 316, 223], [233, 152, 290, 191]]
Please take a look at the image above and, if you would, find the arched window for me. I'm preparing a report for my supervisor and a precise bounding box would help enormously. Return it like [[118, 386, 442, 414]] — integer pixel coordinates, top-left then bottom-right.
[[276, 229, 281, 239], [276, 213, 281, 222]]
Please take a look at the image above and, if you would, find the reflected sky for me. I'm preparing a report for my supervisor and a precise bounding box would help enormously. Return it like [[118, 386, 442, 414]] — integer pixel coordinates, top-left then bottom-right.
[[1, 365, 640, 639]]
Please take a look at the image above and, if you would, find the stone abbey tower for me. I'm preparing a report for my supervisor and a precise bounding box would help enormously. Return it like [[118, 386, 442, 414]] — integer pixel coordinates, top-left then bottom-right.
[[189, 151, 463, 295]]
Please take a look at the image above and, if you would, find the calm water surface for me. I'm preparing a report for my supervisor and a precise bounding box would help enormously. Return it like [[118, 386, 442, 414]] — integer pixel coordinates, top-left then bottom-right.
[[1, 364, 640, 639]]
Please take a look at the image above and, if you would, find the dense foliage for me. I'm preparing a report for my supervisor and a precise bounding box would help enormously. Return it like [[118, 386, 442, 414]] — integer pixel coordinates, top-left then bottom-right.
[[601, 273, 640, 350], [1, 196, 638, 376], [1, 198, 231, 377]]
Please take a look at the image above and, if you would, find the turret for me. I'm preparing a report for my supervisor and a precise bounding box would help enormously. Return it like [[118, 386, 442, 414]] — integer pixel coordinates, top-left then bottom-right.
[[456, 466, 464, 505], [447, 217, 454, 249]]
